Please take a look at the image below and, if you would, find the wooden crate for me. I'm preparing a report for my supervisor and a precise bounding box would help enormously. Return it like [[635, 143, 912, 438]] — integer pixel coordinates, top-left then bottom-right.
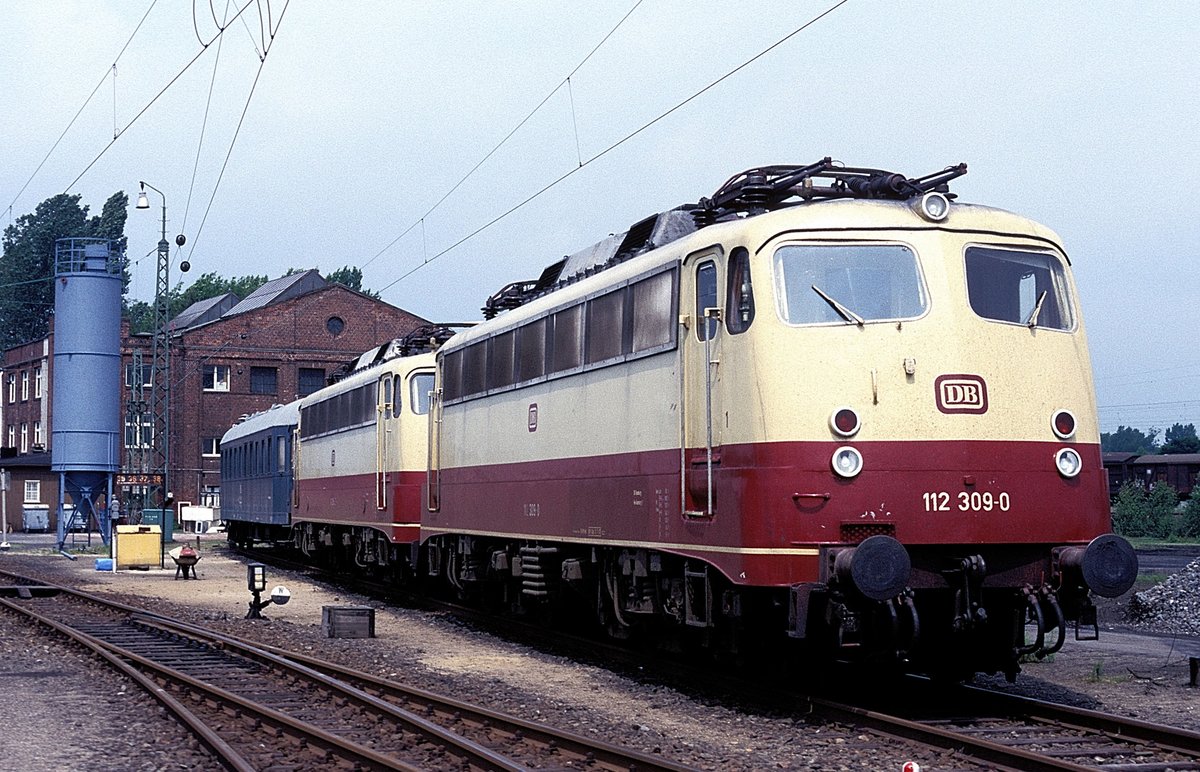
[[321, 606, 375, 638]]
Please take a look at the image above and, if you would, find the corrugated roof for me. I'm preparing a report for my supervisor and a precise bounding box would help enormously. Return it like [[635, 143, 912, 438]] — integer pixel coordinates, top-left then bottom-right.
[[169, 292, 240, 331], [222, 269, 327, 317]]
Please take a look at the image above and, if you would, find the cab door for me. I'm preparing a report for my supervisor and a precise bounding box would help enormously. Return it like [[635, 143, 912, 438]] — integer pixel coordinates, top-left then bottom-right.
[[376, 373, 394, 510], [680, 247, 724, 517]]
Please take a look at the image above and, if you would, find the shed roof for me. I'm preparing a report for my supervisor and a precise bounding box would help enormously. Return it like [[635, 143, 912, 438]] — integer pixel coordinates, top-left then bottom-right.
[[222, 269, 327, 317], [169, 292, 240, 331]]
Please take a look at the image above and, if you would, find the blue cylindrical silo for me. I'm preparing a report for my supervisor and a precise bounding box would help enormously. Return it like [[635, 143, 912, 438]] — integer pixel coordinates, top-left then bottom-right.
[[51, 238, 123, 472]]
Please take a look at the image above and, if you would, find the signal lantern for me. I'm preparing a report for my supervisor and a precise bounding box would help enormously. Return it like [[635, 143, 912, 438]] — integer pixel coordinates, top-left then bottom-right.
[[830, 406, 861, 437], [1052, 409, 1076, 439]]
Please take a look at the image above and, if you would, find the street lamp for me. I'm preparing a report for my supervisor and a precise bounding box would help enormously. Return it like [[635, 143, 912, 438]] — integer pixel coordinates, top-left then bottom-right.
[[135, 181, 189, 534]]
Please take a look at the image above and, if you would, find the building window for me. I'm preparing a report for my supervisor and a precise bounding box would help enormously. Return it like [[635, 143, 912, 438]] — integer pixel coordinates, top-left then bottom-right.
[[326, 316, 345, 336], [20, 422, 28, 453], [24, 480, 40, 503], [6, 424, 13, 448], [33, 366, 42, 398], [298, 367, 325, 396], [21, 371, 30, 400], [202, 437, 221, 457], [250, 366, 278, 395], [6, 373, 13, 403], [202, 364, 231, 392], [125, 363, 152, 388], [33, 421, 42, 448]]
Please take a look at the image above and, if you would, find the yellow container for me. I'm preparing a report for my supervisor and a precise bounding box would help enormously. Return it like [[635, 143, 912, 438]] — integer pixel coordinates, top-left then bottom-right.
[[114, 525, 162, 569]]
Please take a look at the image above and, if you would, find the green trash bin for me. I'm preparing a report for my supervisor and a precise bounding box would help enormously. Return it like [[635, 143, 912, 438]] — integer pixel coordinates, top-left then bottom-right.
[[139, 508, 175, 542]]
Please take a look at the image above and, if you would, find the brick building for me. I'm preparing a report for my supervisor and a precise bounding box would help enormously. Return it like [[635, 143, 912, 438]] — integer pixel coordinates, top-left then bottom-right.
[[0, 337, 54, 532], [2, 270, 428, 530]]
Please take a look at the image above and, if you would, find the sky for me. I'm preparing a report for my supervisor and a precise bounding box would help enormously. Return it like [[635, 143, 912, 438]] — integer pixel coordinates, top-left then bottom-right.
[[2, 1, 1198, 436]]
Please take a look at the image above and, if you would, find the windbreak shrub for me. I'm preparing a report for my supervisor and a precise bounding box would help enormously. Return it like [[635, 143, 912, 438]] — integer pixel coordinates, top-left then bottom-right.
[[1112, 481, 1179, 538], [1180, 486, 1200, 539]]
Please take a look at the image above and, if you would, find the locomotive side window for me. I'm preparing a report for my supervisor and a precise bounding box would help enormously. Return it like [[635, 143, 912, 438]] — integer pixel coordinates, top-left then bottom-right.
[[442, 350, 463, 402], [773, 244, 926, 325], [443, 266, 678, 404], [463, 342, 488, 396], [410, 372, 435, 415], [517, 318, 547, 381], [488, 330, 516, 389], [551, 305, 584, 373], [725, 247, 755, 334], [696, 261, 719, 341], [631, 270, 675, 352], [965, 246, 1073, 330], [586, 289, 625, 364]]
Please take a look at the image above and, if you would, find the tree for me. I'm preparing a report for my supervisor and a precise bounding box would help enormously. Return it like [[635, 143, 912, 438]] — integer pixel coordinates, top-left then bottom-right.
[[1100, 425, 1160, 454], [324, 265, 380, 299], [123, 271, 270, 334], [0, 191, 128, 350], [1160, 423, 1200, 455]]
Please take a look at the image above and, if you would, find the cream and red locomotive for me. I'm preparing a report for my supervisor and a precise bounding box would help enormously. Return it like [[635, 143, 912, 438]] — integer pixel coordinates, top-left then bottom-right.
[[224, 160, 1137, 679]]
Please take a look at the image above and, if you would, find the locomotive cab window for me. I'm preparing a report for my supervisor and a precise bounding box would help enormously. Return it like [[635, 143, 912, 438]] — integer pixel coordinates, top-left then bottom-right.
[[726, 247, 754, 334], [772, 243, 926, 325], [695, 261, 719, 341], [410, 372, 435, 414], [965, 246, 1073, 330]]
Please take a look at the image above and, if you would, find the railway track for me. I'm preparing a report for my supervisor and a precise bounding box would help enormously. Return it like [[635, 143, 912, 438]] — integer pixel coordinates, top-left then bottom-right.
[[0, 570, 695, 771], [228, 545, 1200, 771], [805, 681, 1200, 772], [7, 559, 1199, 771]]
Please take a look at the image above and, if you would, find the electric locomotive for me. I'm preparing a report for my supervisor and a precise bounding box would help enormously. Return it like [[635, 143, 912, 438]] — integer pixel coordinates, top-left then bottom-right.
[[222, 327, 447, 577], [423, 160, 1137, 679]]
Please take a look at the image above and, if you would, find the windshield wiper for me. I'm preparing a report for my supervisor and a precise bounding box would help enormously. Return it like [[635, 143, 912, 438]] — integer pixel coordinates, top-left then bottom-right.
[[811, 284, 865, 327], [1026, 290, 1048, 328]]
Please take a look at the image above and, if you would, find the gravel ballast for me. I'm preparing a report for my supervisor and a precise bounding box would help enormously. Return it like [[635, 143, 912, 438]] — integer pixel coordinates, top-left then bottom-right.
[[2, 535, 1198, 770]]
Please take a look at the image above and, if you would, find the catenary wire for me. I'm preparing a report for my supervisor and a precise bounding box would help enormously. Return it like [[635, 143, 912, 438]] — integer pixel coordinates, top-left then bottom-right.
[[183, 0, 235, 234], [183, 0, 290, 265], [360, 0, 647, 271], [62, 0, 259, 194], [5, 0, 158, 216], [375, 0, 850, 297]]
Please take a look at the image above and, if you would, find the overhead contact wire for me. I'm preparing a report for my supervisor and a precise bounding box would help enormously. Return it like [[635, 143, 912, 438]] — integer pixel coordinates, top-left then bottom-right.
[[5, 0, 158, 214], [376, 0, 851, 296], [362, 0, 647, 270], [184, 0, 290, 262], [183, 0, 235, 233], [63, 0, 260, 194]]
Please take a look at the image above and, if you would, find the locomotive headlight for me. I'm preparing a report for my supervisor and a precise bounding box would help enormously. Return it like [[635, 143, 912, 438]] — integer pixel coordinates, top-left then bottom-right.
[[1055, 447, 1082, 478], [1052, 409, 1076, 439], [913, 191, 950, 222], [832, 446, 864, 478], [830, 406, 861, 437]]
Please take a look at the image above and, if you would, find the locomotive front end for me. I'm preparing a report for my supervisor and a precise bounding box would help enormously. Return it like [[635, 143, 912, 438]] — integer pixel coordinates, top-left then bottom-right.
[[710, 173, 1137, 679]]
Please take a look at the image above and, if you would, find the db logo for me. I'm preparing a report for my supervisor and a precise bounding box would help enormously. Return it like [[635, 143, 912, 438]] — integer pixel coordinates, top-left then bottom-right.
[[902, 763, 922, 772], [935, 374, 988, 414]]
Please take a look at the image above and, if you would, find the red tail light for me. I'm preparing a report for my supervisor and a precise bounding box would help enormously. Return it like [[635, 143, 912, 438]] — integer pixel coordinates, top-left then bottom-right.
[[831, 407, 861, 437], [1052, 410, 1076, 439]]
